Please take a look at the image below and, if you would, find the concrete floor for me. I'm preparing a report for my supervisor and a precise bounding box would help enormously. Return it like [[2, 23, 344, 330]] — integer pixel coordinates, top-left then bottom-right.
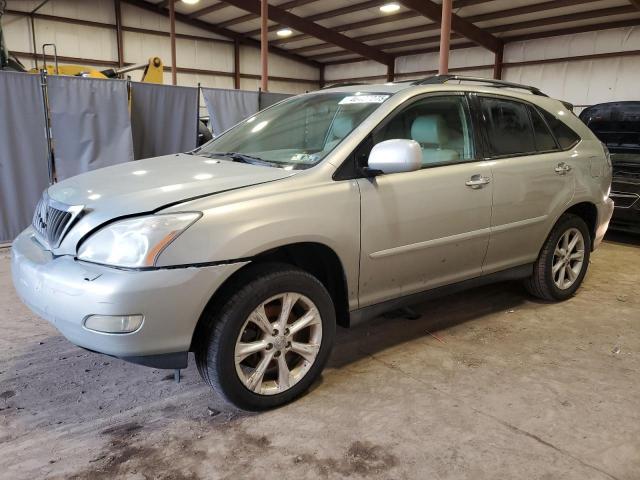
[[0, 234, 638, 480]]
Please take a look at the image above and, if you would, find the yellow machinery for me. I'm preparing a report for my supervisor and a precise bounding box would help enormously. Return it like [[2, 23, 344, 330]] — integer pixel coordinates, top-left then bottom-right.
[[30, 45, 164, 83], [31, 58, 164, 83]]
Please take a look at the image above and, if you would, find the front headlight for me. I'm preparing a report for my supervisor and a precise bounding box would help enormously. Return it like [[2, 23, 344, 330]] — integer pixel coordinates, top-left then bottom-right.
[[77, 212, 201, 268]]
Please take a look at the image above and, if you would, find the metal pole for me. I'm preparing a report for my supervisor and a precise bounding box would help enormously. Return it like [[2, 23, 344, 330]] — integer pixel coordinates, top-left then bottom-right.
[[39, 69, 54, 185], [30, 15, 38, 70], [114, 0, 124, 69], [196, 82, 201, 147], [386, 62, 395, 82], [260, 0, 268, 92], [233, 39, 240, 89], [438, 0, 452, 75], [493, 42, 504, 79], [169, 0, 177, 85]]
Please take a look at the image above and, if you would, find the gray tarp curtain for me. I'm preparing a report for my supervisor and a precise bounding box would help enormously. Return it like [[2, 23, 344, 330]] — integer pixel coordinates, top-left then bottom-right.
[[131, 82, 198, 159], [48, 75, 133, 181], [0, 71, 49, 243], [259, 92, 292, 110], [202, 87, 259, 135]]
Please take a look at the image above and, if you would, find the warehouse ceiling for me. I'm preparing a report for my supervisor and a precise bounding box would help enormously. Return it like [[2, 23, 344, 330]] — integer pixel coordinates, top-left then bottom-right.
[[143, 0, 640, 65]]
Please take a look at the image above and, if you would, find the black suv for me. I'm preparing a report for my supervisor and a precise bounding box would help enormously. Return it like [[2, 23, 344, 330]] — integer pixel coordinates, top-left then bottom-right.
[[580, 102, 640, 233]]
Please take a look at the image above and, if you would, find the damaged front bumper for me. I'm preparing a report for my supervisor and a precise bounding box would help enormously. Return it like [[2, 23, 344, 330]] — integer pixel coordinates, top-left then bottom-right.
[[11, 227, 246, 369]]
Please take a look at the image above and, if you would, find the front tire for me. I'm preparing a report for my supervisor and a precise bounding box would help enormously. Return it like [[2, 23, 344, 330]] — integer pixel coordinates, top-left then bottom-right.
[[195, 263, 336, 410], [524, 213, 592, 301]]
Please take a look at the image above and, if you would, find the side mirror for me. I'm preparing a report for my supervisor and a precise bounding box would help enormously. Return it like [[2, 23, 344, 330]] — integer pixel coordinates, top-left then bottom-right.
[[366, 139, 422, 175]]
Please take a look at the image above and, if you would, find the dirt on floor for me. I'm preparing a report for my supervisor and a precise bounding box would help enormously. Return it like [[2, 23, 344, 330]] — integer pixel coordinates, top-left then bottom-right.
[[0, 233, 638, 480]]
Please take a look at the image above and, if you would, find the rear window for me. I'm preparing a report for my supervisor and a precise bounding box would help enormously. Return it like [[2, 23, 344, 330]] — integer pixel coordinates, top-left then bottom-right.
[[541, 110, 580, 149], [480, 97, 535, 157]]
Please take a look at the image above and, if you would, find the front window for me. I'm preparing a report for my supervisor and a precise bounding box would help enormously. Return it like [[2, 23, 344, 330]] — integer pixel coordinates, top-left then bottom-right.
[[196, 92, 390, 169]]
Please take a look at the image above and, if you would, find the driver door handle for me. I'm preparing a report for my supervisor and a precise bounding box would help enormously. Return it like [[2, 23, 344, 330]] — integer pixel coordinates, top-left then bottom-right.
[[465, 174, 491, 189]]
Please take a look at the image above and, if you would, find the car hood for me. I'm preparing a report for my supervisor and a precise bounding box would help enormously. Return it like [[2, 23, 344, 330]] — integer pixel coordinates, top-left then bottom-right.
[[49, 153, 295, 212], [46, 153, 296, 254]]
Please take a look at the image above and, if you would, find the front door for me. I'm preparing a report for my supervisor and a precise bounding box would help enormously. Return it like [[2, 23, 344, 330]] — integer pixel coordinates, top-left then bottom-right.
[[356, 94, 493, 307]]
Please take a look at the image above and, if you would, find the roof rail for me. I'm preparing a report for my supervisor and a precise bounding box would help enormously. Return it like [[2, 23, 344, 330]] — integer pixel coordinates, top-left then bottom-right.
[[320, 82, 368, 90], [413, 75, 548, 97]]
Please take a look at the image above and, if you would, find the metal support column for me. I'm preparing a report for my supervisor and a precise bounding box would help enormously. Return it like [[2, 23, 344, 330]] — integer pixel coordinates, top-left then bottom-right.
[[169, 0, 177, 85], [438, 0, 452, 75], [260, 0, 268, 92], [387, 62, 395, 82], [493, 42, 504, 80], [234, 39, 241, 89], [114, 0, 124, 68]]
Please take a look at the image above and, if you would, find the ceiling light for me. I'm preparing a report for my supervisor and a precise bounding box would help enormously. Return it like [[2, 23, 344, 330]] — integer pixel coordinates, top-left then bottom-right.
[[277, 28, 293, 37], [379, 3, 400, 13], [182, 0, 200, 5]]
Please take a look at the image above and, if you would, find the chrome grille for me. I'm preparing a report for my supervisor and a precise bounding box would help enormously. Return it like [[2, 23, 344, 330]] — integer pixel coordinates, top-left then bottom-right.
[[32, 195, 80, 248]]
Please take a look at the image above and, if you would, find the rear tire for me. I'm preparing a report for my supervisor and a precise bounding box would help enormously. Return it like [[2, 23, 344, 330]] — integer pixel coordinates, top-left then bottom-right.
[[195, 263, 336, 410], [524, 213, 591, 301]]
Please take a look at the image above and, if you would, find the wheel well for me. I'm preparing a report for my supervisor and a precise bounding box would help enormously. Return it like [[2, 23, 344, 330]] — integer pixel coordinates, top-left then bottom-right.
[[565, 202, 597, 247], [190, 243, 351, 350], [252, 243, 351, 327]]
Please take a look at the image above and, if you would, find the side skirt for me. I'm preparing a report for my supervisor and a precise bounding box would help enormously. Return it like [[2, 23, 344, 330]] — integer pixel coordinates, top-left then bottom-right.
[[348, 264, 533, 327]]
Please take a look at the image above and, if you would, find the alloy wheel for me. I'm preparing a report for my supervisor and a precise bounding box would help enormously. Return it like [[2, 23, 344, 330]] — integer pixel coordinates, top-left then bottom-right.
[[552, 227, 585, 290], [234, 293, 322, 395]]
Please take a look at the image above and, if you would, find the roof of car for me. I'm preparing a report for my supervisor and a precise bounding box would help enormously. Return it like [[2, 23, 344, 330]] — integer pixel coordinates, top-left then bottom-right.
[[317, 75, 572, 110], [322, 74, 544, 94]]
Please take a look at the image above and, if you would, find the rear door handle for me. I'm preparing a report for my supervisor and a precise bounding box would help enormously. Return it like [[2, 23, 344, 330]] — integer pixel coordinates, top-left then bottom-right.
[[465, 174, 491, 189], [555, 162, 572, 175]]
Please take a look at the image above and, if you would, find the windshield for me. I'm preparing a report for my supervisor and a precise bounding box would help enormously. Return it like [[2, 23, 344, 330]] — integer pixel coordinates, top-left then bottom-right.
[[196, 92, 391, 169]]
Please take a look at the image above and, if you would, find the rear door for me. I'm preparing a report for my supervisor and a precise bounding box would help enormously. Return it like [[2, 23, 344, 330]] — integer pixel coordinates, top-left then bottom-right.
[[356, 93, 494, 307], [475, 95, 576, 274]]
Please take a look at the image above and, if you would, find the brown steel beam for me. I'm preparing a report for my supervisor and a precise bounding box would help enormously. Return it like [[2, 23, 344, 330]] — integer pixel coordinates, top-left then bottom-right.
[[386, 62, 394, 82], [218, 0, 320, 27], [493, 42, 503, 79], [120, 0, 320, 67], [271, 11, 419, 48], [399, 0, 500, 51], [255, 0, 492, 43], [29, 15, 39, 70], [343, 0, 602, 47], [220, 0, 392, 64], [311, 3, 639, 62], [234, 40, 241, 89], [323, 14, 640, 67], [319, 63, 325, 87], [169, 0, 177, 85], [114, 0, 124, 68], [439, 0, 452, 74], [261, 0, 268, 91], [189, 2, 230, 18]]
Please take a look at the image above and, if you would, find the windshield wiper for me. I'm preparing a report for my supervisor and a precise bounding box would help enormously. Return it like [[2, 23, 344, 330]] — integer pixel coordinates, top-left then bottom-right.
[[199, 151, 281, 168]]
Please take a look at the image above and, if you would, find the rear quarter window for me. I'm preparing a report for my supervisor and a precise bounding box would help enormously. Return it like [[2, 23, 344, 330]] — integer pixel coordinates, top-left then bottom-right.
[[540, 110, 581, 150]]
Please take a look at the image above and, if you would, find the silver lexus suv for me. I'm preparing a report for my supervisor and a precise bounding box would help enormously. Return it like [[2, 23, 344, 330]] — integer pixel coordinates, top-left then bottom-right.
[[12, 76, 614, 410]]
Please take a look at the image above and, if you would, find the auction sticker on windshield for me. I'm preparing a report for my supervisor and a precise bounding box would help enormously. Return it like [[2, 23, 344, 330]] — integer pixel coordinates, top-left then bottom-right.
[[339, 95, 389, 105]]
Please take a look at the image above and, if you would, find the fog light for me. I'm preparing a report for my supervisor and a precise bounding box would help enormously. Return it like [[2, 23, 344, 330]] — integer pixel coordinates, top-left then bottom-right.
[[84, 314, 144, 334]]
